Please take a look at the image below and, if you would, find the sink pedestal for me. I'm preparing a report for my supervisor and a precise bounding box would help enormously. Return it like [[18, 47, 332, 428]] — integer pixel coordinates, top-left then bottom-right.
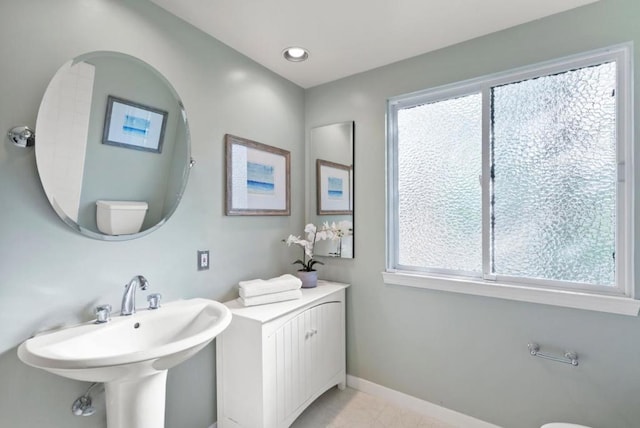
[[105, 371, 168, 428]]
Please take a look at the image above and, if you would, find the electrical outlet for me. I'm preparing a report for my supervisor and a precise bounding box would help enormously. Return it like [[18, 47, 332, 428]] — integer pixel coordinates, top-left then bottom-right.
[[197, 250, 210, 271]]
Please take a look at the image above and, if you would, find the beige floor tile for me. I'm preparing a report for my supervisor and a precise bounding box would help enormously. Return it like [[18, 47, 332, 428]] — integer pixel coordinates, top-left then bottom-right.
[[291, 387, 454, 428], [376, 405, 424, 427], [418, 415, 458, 428]]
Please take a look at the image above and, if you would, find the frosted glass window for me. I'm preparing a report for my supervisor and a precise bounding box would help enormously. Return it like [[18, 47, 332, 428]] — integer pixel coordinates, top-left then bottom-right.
[[492, 63, 617, 286], [397, 94, 482, 273], [388, 45, 631, 296]]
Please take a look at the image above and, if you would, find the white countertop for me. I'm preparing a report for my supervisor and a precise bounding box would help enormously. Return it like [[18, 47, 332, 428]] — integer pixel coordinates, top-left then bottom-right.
[[224, 280, 349, 324]]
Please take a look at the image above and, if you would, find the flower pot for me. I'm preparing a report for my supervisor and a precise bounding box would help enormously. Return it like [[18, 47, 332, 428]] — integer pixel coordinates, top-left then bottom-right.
[[296, 270, 318, 288]]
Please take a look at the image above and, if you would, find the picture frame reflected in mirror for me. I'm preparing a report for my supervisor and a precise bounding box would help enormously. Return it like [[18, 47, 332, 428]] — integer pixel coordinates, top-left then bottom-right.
[[102, 95, 168, 154], [316, 159, 352, 215]]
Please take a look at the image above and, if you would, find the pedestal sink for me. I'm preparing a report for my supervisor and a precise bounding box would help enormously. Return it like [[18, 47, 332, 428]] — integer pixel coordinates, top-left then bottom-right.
[[17, 298, 232, 428]]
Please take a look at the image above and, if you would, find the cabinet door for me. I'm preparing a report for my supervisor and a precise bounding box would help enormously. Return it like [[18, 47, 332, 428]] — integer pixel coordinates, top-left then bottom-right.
[[308, 302, 342, 395], [274, 310, 308, 425], [273, 302, 342, 426]]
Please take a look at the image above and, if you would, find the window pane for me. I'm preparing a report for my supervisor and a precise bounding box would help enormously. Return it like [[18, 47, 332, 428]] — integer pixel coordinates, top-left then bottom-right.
[[397, 94, 482, 272], [491, 62, 617, 286]]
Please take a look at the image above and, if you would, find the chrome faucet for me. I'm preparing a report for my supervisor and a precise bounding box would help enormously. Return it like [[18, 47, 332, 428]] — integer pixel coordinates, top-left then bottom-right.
[[121, 275, 149, 316]]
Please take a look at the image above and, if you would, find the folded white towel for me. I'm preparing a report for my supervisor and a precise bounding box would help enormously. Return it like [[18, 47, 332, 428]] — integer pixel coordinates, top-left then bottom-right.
[[237, 289, 302, 307], [238, 274, 300, 289], [238, 274, 302, 298]]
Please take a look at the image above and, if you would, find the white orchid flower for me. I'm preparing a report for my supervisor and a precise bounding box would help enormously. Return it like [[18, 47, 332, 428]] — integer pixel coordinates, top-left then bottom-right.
[[304, 223, 317, 243], [327, 222, 341, 237], [317, 222, 340, 240], [284, 234, 313, 258], [303, 241, 313, 259], [334, 220, 353, 236], [284, 235, 305, 246], [283, 223, 333, 271], [316, 230, 329, 241]]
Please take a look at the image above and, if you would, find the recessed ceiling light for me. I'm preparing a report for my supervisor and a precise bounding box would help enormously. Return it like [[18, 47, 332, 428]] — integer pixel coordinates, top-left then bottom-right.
[[283, 47, 309, 62]]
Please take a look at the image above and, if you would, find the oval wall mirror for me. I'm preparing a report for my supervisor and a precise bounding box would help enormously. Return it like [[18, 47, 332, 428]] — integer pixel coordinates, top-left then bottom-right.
[[307, 121, 354, 258], [35, 51, 191, 240]]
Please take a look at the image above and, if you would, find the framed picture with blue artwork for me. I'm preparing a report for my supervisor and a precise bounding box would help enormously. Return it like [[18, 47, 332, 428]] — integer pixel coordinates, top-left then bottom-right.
[[102, 95, 168, 153], [316, 159, 352, 215], [225, 134, 291, 216]]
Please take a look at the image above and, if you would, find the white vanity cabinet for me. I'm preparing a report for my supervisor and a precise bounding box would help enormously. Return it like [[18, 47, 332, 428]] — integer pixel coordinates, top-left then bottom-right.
[[216, 281, 348, 428]]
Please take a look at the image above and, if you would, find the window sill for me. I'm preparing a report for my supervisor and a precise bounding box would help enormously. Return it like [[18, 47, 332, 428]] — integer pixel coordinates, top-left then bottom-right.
[[382, 271, 640, 316]]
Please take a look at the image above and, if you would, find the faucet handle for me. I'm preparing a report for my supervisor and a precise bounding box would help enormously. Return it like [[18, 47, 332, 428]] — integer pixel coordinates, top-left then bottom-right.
[[95, 304, 112, 324], [147, 293, 162, 310]]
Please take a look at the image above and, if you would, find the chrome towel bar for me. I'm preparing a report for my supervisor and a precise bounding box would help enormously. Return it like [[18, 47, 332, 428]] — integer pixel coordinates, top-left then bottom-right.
[[528, 342, 579, 366]]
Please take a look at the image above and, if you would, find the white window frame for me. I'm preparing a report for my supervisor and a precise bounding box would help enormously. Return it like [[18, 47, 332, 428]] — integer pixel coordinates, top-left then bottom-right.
[[385, 43, 637, 316]]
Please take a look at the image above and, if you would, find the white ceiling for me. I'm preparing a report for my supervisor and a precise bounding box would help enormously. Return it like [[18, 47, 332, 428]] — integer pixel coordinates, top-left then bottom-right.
[[149, 0, 597, 88]]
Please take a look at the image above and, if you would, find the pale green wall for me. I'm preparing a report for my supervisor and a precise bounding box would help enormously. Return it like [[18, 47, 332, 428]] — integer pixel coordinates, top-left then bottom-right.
[[3, 1, 640, 428], [0, 1, 303, 427], [306, 0, 640, 427]]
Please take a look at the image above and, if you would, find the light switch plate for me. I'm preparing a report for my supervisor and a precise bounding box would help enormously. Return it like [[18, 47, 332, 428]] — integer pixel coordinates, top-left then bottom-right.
[[197, 250, 210, 271]]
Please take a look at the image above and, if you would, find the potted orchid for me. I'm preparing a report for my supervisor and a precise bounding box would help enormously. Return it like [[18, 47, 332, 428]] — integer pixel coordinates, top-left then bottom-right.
[[283, 223, 340, 288]]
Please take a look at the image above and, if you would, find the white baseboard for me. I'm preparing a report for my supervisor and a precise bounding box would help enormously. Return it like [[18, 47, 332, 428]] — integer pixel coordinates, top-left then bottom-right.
[[346, 375, 501, 428], [208, 423, 217, 428]]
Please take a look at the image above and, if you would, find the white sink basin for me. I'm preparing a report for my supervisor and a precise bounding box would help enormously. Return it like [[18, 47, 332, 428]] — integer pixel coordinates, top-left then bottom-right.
[[18, 298, 232, 428]]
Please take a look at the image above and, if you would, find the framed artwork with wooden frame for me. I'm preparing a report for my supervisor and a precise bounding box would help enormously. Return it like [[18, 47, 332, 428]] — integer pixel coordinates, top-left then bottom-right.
[[225, 134, 291, 216]]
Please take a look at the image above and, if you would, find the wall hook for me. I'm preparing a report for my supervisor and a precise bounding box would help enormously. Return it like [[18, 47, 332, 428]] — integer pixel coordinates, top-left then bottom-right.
[[7, 126, 35, 148]]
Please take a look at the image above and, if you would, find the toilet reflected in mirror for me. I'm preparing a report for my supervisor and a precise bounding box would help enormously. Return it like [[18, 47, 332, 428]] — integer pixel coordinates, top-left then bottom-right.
[[96, 200, 148, 236], [35, 51, 191, 240]]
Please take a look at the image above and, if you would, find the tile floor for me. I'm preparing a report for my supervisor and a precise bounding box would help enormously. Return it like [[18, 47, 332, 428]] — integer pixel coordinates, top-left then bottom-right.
[[290, 386, 457, 428]]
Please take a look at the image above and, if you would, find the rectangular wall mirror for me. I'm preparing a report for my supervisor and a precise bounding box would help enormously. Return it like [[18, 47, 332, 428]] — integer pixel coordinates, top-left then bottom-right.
[[307, 121, 355, 258]]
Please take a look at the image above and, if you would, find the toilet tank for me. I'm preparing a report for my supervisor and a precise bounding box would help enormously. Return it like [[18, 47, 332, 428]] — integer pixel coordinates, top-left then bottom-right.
[[96, 200, 149, 235]]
